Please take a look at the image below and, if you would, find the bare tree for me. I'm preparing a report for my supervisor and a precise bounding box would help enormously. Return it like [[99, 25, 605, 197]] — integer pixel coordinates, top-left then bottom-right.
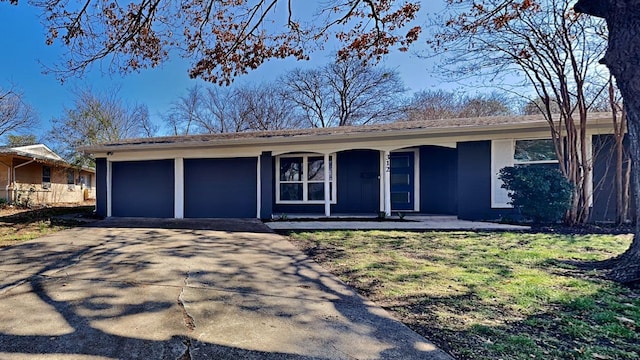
[[165, 83, 301, 134], [164, 85, 205, 136], [282, 60, 406, 127], [432, 0, 608, 224], [281, 68, 330, 128], [406, 90, 515, 121], [0, 87, 38, 140], [234, 84, 302, 131], [202, 87, 240, 133], [458, 93, 515, 118], [50, 87, 157, 166]]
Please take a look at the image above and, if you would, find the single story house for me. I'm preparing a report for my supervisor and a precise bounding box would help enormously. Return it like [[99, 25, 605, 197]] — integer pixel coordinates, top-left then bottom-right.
[[0, 144, 96, 205], [81, 112, 627, 222]]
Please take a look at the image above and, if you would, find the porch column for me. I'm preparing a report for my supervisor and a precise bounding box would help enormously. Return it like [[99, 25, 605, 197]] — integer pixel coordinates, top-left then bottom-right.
[[324, 153, 331, 217], [174, 157, 184, 219], [384, 150, 391, 216]]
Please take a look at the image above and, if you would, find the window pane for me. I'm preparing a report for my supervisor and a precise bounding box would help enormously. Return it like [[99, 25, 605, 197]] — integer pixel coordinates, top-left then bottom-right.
[[308, 182, 333, 201], [280, 183, 303, 201], [391, 174, 410, 186], [67, 170, 75, 185], [391, 192, 410, 203], [308, 157, 325, 181], [391, 156, 409, 168], [307, 156, 333, 181], [42, 166, 51, 183], [308, 183, 324, 201], [514, 139, 557, 162], [280, 157, 303, 181]]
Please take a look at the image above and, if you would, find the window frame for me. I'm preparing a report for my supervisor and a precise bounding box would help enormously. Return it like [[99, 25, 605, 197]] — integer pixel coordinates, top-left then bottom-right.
[[42, 166, 51, 189], [67, 169, 76, 190], [276, 153, 337, 204], [513, 138, 559, 165], [492, 138, 562, 209]]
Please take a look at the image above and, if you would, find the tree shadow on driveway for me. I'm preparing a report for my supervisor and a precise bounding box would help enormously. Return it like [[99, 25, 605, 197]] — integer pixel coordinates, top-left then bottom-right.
[[0, 219, 450, 359]]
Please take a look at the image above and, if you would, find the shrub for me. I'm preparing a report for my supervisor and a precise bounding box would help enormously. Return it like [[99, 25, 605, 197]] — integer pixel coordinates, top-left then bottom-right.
[[499, 165, 573, 223]]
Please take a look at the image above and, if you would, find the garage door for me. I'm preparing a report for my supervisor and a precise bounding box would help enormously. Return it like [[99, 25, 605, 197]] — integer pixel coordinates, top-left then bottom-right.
[[112, 160, 175, 217], [184, 158, 257, 218]]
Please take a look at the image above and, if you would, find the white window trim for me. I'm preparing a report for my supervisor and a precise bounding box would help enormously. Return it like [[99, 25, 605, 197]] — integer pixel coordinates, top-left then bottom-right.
[[275, 153, 337, 204], [491, 140, 514, 208]]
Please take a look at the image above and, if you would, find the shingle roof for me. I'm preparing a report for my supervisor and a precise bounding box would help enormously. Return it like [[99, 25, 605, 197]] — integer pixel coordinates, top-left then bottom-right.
[[0, 144, 95, 172], [0, 146, 67, 165], [81, 112, 615, 152]]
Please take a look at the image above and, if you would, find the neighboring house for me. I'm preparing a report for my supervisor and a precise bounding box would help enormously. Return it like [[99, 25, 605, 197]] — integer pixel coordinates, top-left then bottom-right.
[[81, 113, 627, 222], [0, 144, 96, 205]]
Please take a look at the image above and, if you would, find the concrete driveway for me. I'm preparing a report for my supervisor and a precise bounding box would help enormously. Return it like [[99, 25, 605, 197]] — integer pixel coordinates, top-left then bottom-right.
[[0, 218, 451, 360]]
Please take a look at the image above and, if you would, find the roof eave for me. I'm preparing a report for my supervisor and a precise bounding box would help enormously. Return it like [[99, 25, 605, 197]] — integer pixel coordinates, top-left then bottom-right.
[[81, 121, 559, 154]]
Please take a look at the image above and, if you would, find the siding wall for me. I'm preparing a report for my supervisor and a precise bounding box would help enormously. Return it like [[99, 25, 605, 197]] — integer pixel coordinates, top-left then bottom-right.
[[11, 161, 94, 205], [457, 141, 516, 221], [419, 146, 458, 214], [0, 156, 11, 201], [96, 158, 107, 218], [260, 152, 273, 219], [591, 134, 636, 222]]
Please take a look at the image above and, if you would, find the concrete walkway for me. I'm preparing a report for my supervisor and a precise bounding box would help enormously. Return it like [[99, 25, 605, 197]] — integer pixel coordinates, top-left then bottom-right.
[[266, 215, 529, 231], [0, 218, 451, 360]]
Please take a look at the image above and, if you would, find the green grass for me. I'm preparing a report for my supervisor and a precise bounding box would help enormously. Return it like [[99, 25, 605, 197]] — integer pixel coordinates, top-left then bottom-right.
[[288, 230, 640, 360]]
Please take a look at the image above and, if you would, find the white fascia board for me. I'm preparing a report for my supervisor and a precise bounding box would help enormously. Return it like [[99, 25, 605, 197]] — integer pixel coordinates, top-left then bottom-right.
[[94, 147, 263, 162]]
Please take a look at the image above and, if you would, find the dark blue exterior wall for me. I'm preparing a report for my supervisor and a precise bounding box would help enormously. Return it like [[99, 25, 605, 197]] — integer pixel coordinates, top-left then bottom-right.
[[272, 150, 380, 215], [184, 157, 257, 218], [592, 135, 618, 222], [112, 159, 174, 218], [591, 134, 636, 222], [457, 141, 515, 221], [260, 152, 273, 219], [420, 146, 458, 214], [95, 158, 107, 218]]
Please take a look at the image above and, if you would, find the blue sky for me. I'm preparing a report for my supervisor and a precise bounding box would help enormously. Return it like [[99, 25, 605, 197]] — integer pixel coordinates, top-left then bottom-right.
[[0, 2, 457, 139]]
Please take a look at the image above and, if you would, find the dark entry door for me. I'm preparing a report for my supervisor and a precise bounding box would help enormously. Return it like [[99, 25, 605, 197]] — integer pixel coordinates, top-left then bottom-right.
[[390, 152, 415, 211]]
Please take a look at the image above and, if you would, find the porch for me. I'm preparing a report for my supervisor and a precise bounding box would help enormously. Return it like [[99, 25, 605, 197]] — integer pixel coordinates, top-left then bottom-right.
[[265, 214, 529, 231]]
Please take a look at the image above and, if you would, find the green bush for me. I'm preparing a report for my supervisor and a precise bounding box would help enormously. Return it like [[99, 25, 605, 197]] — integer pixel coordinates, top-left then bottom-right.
[[499, 165, 573, 223]]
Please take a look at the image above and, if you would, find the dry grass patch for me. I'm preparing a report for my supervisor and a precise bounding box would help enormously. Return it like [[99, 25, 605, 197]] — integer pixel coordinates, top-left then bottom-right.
[[0, 206, 95, 246]]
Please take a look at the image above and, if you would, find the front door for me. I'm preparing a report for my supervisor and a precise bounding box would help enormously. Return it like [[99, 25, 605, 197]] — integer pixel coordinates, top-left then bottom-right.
[[390, 151, 415, 211]]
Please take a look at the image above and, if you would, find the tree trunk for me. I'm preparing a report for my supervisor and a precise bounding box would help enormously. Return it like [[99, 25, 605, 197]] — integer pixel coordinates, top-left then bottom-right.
[[608, 102, 640, 282], [609, 80, 630, 224], [576, 0, 640, 283]]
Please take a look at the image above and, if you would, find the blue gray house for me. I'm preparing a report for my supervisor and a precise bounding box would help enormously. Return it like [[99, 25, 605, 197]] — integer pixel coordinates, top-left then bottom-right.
[[81, 112, 626, 222]]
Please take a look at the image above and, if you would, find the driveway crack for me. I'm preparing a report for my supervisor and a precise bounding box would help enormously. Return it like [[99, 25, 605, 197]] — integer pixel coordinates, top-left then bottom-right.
[[177, 270, 196, 332], [177, 338, 192, 360]]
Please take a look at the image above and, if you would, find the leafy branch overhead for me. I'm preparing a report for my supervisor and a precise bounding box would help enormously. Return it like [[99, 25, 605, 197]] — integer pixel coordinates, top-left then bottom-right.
[[15, 0, 421, 84]]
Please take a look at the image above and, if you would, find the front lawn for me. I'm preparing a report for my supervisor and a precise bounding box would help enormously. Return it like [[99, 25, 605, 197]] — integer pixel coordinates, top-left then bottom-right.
[[287, 230, 640, 360]]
